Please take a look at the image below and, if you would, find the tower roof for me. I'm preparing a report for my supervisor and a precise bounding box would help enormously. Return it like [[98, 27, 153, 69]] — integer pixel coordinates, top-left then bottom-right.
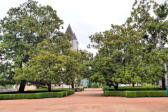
[[65, 24, 73, 35], [65, 24, 77, 40]]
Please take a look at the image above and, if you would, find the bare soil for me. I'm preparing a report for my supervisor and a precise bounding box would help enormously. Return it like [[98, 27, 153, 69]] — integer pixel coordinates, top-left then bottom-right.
[[0, 88, 168, 112]]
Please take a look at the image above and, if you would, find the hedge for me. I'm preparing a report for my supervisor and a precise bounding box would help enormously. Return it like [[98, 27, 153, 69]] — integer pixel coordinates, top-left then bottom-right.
[[0, 89, 75, 100], [103, 86, 162, 91], [104, 90, 167, 97]]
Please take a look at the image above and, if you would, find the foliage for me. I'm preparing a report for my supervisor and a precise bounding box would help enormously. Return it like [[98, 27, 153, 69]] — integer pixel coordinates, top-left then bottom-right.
[[89, 0, 168, 90], [0, 89, 75, 100], [0, 85, 13, 89], [90, 25, 145, 89], [0, 0, 63, 91], [63, 50, 92, 88], [91, 82, 101, 88], [104, 90, 166, 97], [63, 50, 80, 88], [103, 86, 162, 91], [125, 0, 168, 89], [15, 35, 71, 91]]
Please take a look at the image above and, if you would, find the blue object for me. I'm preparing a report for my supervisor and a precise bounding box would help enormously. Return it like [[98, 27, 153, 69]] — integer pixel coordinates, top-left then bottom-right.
[[167, 88, 168, 96]]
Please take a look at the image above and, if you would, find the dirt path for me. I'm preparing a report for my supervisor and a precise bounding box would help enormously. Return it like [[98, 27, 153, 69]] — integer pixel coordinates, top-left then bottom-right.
[[0, 88, 168, 112]]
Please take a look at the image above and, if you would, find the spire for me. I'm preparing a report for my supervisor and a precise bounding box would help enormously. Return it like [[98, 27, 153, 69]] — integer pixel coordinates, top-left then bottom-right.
[[65, 24, 73, 35], [65, 24, 77, 40]]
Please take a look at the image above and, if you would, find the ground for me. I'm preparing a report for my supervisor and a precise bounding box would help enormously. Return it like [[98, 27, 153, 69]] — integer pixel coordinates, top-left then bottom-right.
[[0, 88, 168, 112]]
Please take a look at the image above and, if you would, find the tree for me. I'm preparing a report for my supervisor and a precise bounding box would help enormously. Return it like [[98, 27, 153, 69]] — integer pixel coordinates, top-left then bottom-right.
[[78, 50, 93, 79], [89, 25, 145, 90], [0, 0, 63, 92], [126, 0, 168, 89], [89, 23, 164, 89], [15, 35, 71, 92], [63, 50, 81, 88], [62, 49, 92, 88]]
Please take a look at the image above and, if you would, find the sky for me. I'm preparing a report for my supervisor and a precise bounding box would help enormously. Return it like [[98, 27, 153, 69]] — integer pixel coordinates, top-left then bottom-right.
[[0, 0, 164, 54]]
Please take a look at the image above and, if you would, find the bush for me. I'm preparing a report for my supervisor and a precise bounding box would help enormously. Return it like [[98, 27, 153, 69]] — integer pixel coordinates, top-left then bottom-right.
[[129, 91, 166, 97], [91, 82, 100, 88], [104, 91, 126, 97], [67, 90, 75, 95], [74, 88, 84, 92], [0, 89, 75, 100], [104, 90, 167, 97], [104, 86, 162, 91], [125, 91, 136, 97]]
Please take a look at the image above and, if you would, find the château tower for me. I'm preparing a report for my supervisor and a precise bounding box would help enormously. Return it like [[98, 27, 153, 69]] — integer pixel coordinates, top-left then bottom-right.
[[65, 24, 79, 50]]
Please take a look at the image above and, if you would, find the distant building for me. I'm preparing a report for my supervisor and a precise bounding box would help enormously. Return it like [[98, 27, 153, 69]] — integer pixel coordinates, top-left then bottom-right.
[[65, 24, 79, 50]]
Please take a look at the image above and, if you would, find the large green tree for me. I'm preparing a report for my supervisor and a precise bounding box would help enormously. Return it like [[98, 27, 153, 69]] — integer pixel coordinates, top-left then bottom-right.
[[126, 0, 168, 89], [89, 25, 145, 89], [15, 34, 72, 92], [89, 0, 167, 90], [0, 0, 63, 92]]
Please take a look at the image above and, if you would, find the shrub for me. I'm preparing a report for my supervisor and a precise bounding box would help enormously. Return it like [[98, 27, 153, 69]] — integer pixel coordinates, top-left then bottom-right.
[[104, 90, 167, 97], [0, 89, 75, 100], [104, 86, 162, 91], [104, 91, 126, 97], [67, 90, 75, 95], [91, 83, 100, 88], [133, 91, 166, 97], [125, 91, 136, 97]]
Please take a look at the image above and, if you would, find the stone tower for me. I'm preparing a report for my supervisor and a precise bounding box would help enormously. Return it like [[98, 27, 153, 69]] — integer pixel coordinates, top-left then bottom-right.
[[65, 24, 79, 50]]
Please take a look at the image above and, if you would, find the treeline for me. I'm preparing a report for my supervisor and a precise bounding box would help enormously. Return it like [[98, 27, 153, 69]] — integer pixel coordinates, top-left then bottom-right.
[[0, 0, 167, 92]]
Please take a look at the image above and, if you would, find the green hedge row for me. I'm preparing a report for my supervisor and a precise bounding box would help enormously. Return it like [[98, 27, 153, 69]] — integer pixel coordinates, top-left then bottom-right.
[[0, 90, 75, 100], [104, 90, 167, 97], [103, 86, 162, 91]]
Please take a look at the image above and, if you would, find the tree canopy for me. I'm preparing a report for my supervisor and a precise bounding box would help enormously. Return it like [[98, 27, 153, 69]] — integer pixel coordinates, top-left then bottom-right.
[[89, 0, 168, 90]]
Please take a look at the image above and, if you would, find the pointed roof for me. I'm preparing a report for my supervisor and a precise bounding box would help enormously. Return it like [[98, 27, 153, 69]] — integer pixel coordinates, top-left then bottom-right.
[[65, 24, 73, 35], [65, 24, 77, 40]]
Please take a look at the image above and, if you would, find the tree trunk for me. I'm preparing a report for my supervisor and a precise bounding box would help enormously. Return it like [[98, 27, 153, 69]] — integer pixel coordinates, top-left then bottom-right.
[[114, 84, 118, 90], [47, 83, 51, 92], [19, 80, 26, 93], [162, 77, 166, 90], [18, 62, 26, 93], [71, 82, 74, 89], [162, 60, 168, 90], [132, 83, 135, 87], [36, 84, 40, 89]]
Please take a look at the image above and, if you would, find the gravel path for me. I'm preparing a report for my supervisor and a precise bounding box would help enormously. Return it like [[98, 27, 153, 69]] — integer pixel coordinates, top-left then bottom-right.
[[0, 88, 168, 112]]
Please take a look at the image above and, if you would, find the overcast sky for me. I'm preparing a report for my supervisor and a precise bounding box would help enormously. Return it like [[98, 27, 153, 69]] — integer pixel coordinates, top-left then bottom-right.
[[0, 0, 164, 54]]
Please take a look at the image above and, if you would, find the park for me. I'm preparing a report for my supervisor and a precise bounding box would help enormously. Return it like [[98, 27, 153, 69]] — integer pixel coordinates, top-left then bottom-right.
[[0, 0, 168, 112]]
